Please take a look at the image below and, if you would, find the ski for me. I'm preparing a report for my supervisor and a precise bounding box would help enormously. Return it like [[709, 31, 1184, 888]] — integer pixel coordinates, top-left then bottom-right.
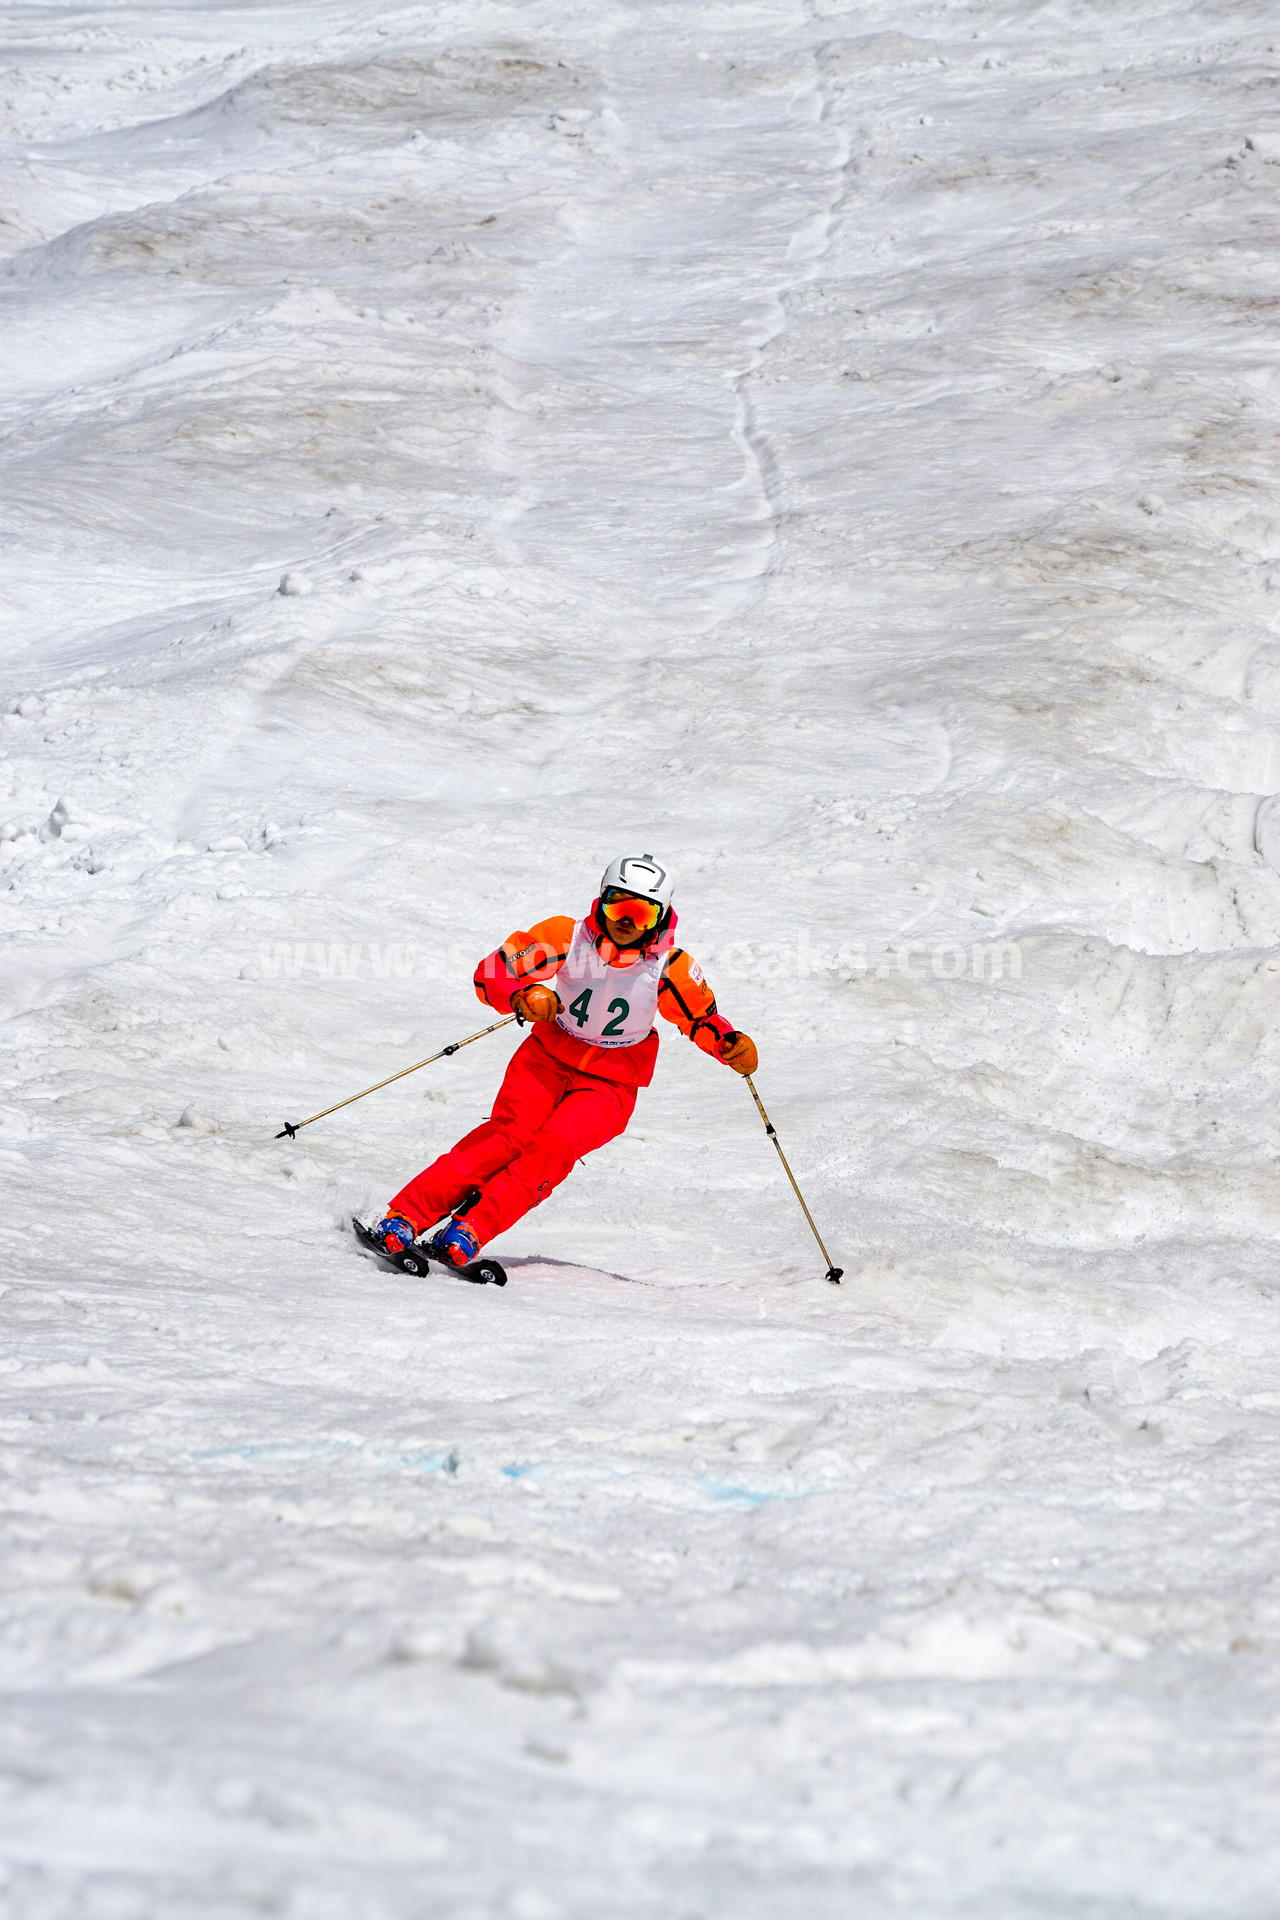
[[351, 1217, 507, 1287]]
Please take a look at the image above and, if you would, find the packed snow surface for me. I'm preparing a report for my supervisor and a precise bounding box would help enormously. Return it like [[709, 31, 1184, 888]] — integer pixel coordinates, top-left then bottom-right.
[[3, 0, 1280, 1913]]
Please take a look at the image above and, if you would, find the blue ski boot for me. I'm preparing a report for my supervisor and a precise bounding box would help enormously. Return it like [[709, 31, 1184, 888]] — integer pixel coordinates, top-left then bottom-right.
[[372, 1214, 416, 1256], [428, 1217, 480, 1270]]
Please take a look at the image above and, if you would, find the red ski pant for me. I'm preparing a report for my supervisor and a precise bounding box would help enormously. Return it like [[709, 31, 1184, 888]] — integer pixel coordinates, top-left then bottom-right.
[[388, 1032, 638, 1246]]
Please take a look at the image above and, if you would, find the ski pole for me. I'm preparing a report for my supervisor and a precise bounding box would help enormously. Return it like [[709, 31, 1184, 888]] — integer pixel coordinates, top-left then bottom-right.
[[275, 1014, 518, 1139], [743, 1074, 843, 1285]]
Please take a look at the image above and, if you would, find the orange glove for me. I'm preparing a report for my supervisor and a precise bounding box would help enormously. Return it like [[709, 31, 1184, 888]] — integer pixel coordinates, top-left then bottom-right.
[[719, 1031, 758, 1075], [512, 984, 561, 1024]]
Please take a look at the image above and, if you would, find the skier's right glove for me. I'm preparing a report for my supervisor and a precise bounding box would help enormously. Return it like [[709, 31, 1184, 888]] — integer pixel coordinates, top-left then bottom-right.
[[512, 983, 562, 1024], [719, 1031, 758, 1075]]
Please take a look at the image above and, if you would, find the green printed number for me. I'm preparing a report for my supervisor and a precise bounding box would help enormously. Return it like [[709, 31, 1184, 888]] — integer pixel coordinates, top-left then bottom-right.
[[601, 997, 630, 1037], [568, 989, 593, 1028]]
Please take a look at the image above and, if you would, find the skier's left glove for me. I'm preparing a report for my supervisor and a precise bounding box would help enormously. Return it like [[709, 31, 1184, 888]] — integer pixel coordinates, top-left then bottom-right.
[[719, 1031, 758, 1075]]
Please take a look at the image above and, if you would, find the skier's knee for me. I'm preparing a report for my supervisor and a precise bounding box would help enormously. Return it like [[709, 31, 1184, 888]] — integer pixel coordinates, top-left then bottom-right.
[[489, 1121, 527, 1162]]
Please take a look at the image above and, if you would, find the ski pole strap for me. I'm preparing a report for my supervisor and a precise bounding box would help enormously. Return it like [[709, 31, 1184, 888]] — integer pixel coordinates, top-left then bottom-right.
[[275, 1015, 518, 1138], [743, 1074, 843, 1285]]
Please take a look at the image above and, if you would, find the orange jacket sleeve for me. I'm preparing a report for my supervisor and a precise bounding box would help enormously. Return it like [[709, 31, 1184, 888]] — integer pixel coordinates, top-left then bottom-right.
[[657, 949, 738, 1059], [474, 915, 575, 1012]]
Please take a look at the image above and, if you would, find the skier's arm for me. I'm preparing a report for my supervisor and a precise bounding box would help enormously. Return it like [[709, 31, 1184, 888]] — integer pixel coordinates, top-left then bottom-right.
[[474, 915, 575, 1013], [658, 950, 758, 1072]]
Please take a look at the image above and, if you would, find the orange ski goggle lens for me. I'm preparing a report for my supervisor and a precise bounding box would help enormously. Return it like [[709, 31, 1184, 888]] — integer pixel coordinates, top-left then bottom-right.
[[600, 889, 661, 931]]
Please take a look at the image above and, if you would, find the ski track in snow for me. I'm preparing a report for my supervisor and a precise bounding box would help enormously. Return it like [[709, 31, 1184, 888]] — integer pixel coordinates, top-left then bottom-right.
[[2, 0, 1280, 1914]]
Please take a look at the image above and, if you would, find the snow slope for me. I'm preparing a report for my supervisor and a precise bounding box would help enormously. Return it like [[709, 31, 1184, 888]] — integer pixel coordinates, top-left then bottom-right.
[[2, 0, 1280, 1912]]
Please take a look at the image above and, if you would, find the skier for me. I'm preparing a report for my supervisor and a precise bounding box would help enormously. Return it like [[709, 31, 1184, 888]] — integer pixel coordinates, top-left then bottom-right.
[[369, 855, 758, 1268]]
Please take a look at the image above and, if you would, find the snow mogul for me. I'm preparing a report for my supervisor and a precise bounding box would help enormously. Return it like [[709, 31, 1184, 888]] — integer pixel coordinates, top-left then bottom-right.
[[368, 855, 757, 1269]]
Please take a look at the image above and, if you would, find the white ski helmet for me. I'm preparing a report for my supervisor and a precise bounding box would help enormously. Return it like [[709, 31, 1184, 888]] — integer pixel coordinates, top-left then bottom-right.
[[599, 853, 674, 914]]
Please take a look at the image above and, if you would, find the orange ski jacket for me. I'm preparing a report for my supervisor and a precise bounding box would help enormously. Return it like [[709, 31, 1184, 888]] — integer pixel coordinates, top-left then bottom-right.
[[473, 904, 739, 1088]]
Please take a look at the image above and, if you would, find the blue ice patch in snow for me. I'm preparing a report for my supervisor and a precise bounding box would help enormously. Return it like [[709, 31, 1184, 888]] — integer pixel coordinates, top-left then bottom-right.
[[192, 1439, 357, 1463], [191, 1439, 459, 1474], [699, 1478, 791, 1508], [380, 1448, 458, 1475]]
